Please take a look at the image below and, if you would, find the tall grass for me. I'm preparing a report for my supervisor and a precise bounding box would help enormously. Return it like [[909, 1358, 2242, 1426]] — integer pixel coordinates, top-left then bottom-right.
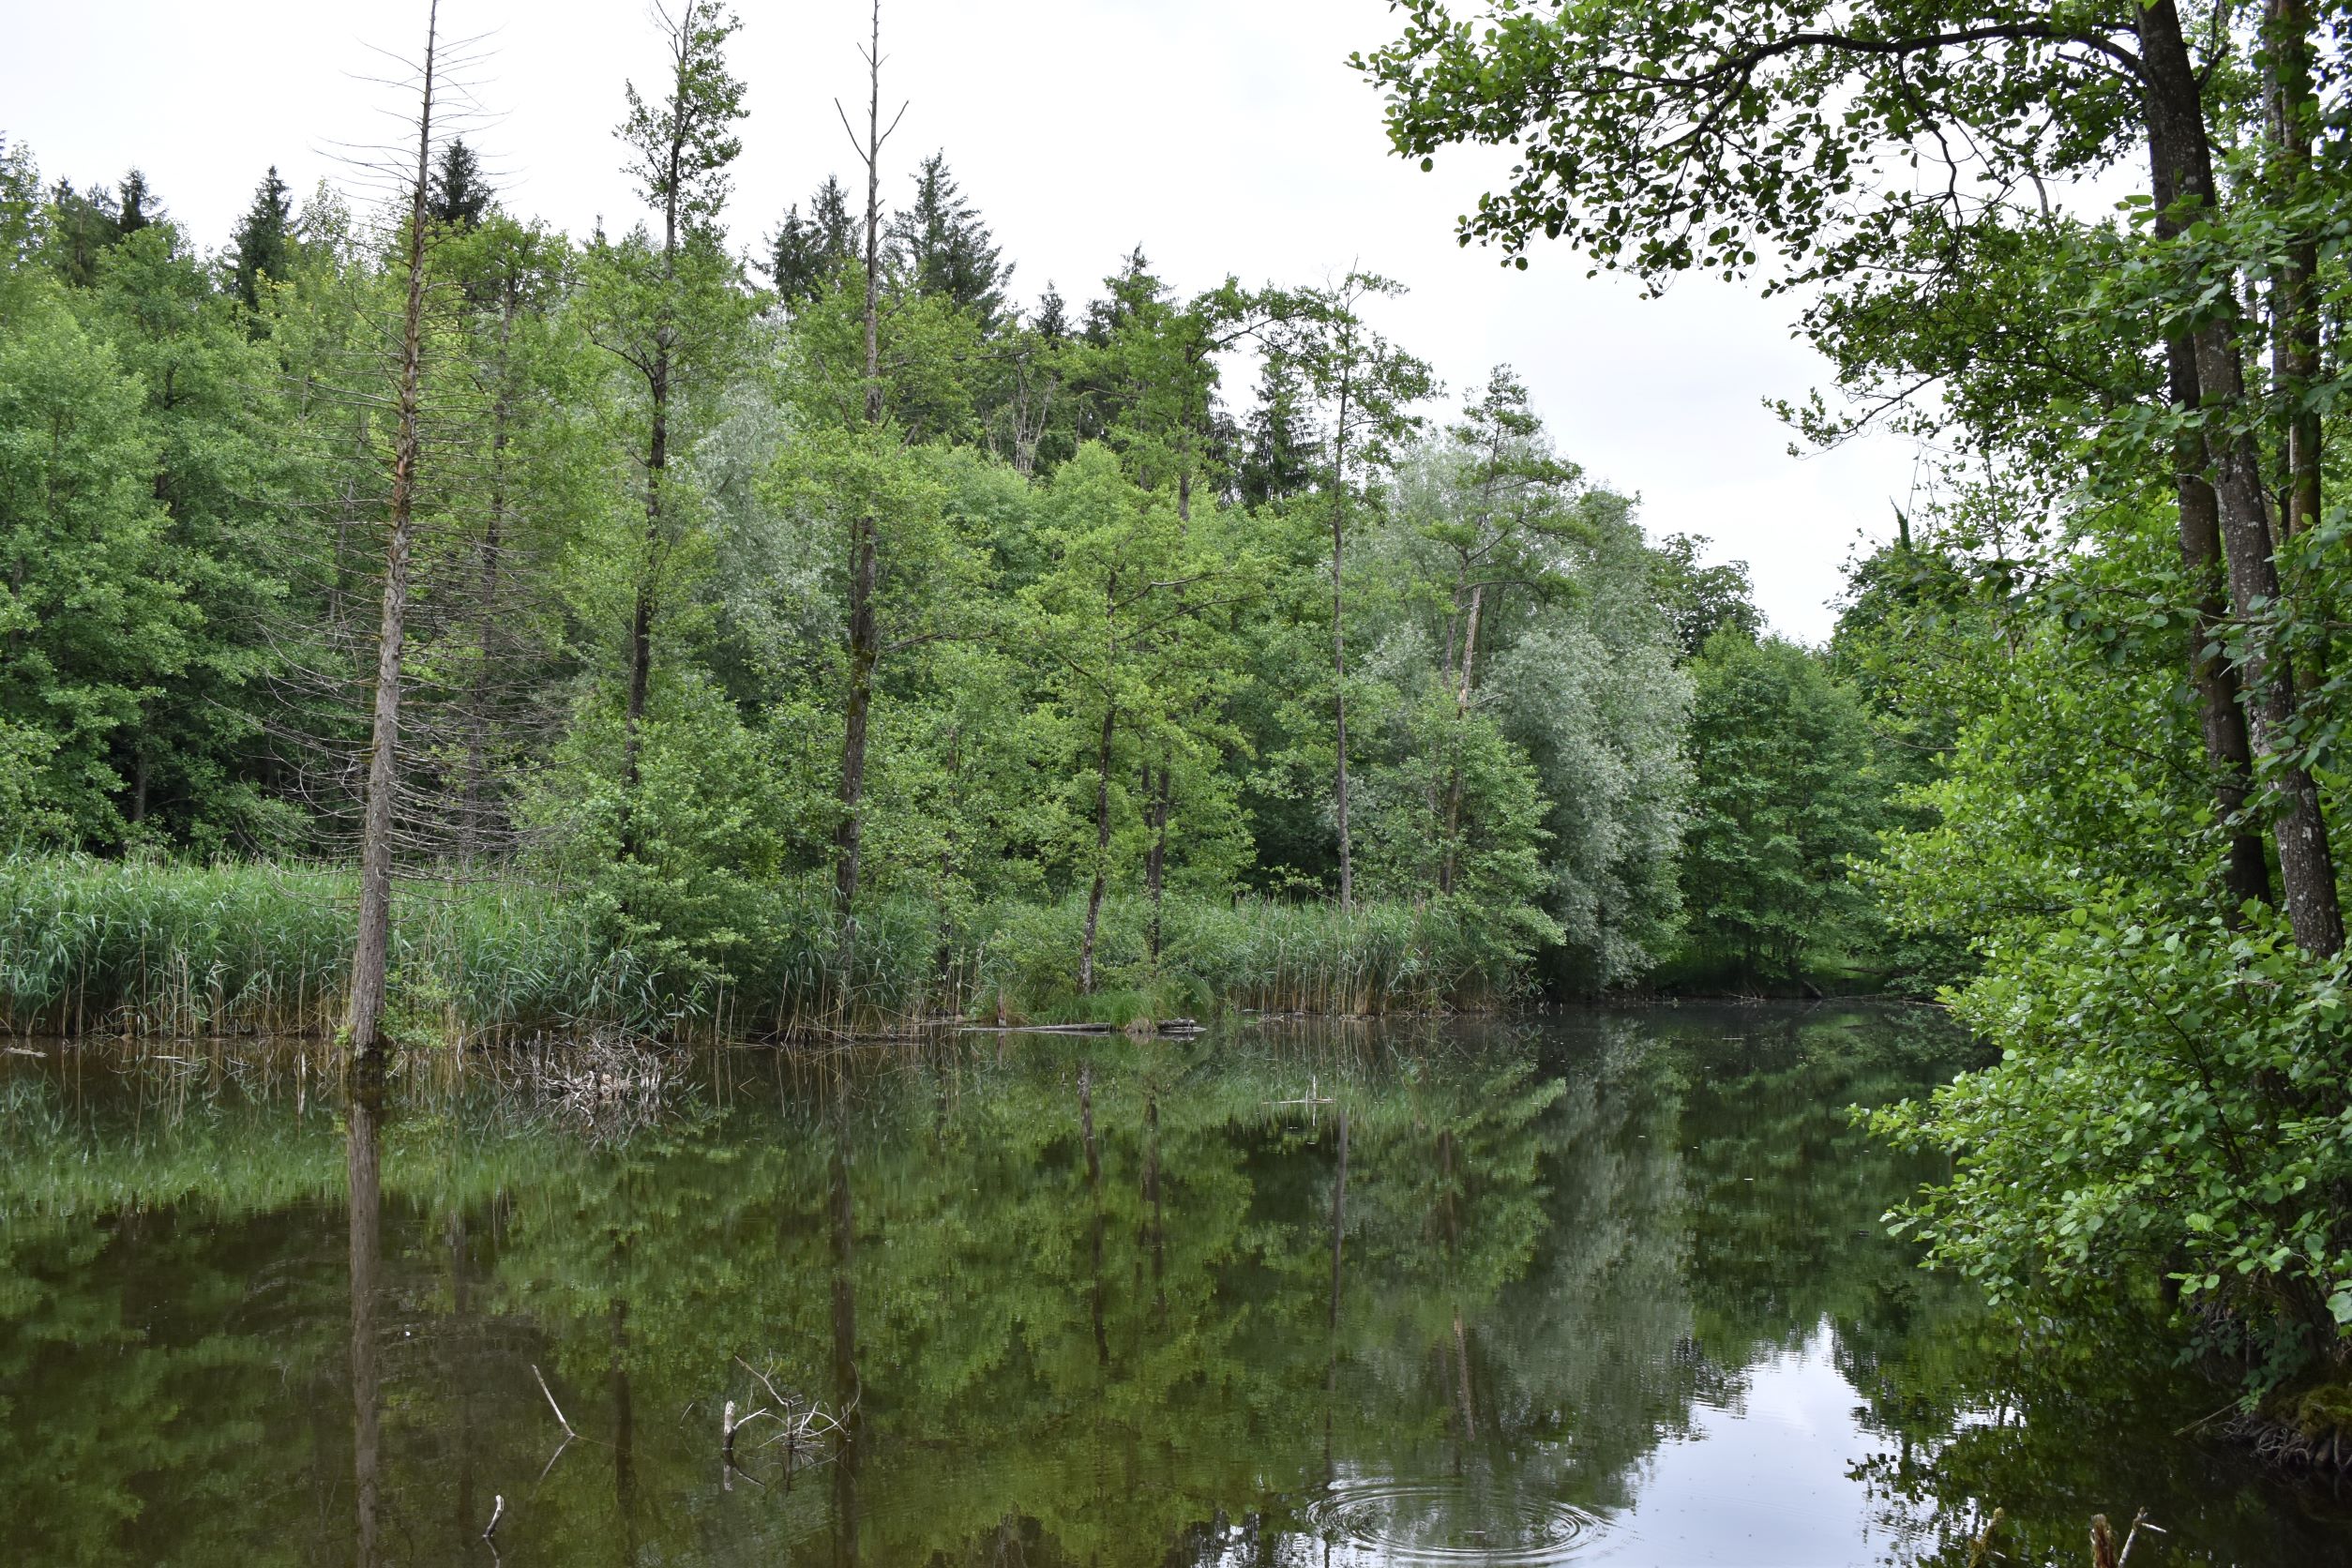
[[974, 894, 1523, 1021], [0, 857, 1527, 1043], [0, 856, 658, 1041]]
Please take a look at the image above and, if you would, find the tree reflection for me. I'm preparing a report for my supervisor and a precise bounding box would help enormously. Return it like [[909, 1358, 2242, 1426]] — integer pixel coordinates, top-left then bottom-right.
[[1, 1015, 2345, 1566]]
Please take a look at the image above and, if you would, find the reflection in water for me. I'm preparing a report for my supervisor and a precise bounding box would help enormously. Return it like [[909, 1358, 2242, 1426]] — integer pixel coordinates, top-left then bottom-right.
[[1, 1009, 2347, 1565], [348, 1078, 383, 1568]]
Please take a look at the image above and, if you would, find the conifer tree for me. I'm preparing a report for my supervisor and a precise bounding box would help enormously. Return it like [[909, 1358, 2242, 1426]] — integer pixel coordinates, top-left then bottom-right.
[[427, 138, 490, 227], [115, 169, 157, 234], [229, 166, 292, 310], [769, 173, 854, 304], [887, 151, 1008, 324]]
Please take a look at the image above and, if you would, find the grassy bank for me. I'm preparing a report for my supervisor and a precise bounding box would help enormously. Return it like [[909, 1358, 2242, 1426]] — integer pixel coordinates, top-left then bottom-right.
[[0, 857, 1528, 1042]]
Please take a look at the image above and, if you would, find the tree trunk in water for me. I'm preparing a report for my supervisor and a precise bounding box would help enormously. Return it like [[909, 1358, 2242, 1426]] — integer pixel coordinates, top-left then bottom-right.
[[2142, 0, 2342, 954], [1079, 704, 1115, 994], [609, 1298, 638, 1566], [827, 1102, 864, 1567], [347, 1079, 384, 1568], [348, 1, 438, 1059]]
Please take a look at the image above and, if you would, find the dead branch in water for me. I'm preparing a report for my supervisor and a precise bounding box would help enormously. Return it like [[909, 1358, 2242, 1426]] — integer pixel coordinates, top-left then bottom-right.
[[531, 1362, 575, 1439]]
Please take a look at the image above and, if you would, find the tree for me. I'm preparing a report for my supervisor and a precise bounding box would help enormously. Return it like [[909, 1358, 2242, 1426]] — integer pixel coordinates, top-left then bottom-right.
[[1259, 273, 1433, 909], [1356, 0, 2341, 955], [227, 165, 292, 312], [0, 297, 190, 845], [1021, 445, 1244, 992], [887, 151, 1009, 324], [1237, 354, 1317, 508], [346, 0, 448, 1059], [603, 0, 746, 812], [427, 138, 491, 228], [1680, 632, 1878, 987], [1650, 534, 1760, 660], [769, 173, 854, 305], [114, 169, 157, 234], [831, 0, 907, 960], [45, 179, 119, 289]]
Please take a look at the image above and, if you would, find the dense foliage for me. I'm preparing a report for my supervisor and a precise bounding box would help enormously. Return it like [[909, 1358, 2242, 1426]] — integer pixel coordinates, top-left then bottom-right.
[[1361, 0, 2352, 1414], [0, 5, 1907, 1026]]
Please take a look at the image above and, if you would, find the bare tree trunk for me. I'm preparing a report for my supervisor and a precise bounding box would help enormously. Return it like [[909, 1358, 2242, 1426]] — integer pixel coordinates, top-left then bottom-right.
[[348, 0, 440, 1058], [835, 0, 893, 1002], [1079, 703, 1115, 994], [2142, 0, 2341, 954]]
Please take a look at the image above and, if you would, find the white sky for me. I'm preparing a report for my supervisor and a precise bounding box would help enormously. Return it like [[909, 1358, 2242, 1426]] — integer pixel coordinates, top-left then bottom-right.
[[2, 0, 1927, 641]]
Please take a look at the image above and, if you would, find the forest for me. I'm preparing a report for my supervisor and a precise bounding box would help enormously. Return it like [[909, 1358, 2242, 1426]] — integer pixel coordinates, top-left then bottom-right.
[[0, 6, 1896, 1047], [11, 0, 2352, 1478]]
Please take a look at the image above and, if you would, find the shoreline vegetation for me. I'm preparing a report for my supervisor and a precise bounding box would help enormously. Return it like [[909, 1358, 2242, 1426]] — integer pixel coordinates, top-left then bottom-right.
[[0, 855, 1559, 1043]]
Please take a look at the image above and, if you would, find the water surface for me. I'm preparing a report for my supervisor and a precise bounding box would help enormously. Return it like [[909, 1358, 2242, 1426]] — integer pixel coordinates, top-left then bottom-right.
[[2, 1007, 2344, 1564]]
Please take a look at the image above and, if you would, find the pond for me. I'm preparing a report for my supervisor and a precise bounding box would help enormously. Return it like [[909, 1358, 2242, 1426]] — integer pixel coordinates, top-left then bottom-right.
[[1, 1006, 2345, 1565]]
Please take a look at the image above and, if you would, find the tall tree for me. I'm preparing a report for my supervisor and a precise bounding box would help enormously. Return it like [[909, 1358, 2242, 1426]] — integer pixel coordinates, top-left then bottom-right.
[[347, 0, 445, 1059], [115, 169, 157, 234], [608, 0, 746, 812], [228, 166, 292, 312], [1262, 272, 1432, 909], [887, 152, 1009, 324], [831, 0, 907, 961]]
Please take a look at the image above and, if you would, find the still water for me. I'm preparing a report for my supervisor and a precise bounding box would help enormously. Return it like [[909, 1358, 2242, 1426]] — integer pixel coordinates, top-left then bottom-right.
[[2, 1007, 2345, 1565]]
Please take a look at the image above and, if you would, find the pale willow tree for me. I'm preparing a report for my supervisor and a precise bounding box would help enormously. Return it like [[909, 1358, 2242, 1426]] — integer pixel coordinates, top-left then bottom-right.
[[1372, 372, 1690, 987]]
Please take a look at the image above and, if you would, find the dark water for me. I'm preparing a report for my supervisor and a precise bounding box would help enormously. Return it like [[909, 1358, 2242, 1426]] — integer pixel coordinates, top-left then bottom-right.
[[2, 1007, 2345, 1566]]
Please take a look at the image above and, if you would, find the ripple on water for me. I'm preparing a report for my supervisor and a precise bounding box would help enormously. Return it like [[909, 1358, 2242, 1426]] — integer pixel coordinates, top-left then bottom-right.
[[1304, 1478, 1612, 1565]]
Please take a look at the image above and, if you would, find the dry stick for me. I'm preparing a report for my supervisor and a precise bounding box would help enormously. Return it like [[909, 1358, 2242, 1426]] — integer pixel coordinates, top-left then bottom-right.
[[481, 1494, 505, 1540], [531, 1363, 576, 1439]]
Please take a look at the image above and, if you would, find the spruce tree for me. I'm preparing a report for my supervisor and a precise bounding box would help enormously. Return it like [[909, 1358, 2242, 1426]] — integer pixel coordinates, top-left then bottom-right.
[[47, 179, 120, 288], [428, 139, 490, 227], [769, 173, 854, 304], [228, 166, 292, 310], [1238, 355, 1318, 507], [116, 170, 158, 234], [887, 152, 1008, 324]]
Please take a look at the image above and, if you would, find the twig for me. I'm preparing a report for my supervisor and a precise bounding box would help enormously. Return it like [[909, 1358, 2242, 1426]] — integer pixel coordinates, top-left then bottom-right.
[[481, 1493, 505, 1540], [531, 1363, 576, 1439], [2118, 1510, 2164, 1564]]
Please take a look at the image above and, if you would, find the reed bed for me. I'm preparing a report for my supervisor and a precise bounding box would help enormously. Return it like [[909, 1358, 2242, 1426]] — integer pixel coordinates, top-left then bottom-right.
[[974, 894, 1521, 1021], [0, 856, 658, 1041], [0, 857, 1525, 1044]]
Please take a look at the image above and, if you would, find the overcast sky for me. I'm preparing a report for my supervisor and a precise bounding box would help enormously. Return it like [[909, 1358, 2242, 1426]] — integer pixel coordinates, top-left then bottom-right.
[[3, 0, 1926, 640]]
